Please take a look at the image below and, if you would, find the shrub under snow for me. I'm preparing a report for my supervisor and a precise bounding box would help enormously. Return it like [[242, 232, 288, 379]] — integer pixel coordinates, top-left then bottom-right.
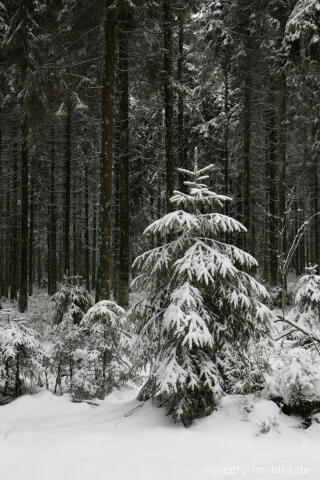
[[295, 265, 320, 332], [0, 317, 44, 398], [224, 339, 272, 395], [265, 344, 320, 412], [72, 300, 131, 399], [50, 300, 132, 400], [52, 278, 93, 325]]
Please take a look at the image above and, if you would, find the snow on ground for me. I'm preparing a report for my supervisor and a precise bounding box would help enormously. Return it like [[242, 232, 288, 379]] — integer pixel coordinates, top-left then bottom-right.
[[1, 290, 55, 337], [1, 387, 320, 480]]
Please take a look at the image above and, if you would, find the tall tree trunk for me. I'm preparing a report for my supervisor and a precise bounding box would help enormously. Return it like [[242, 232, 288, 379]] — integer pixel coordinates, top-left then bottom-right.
[[4, 186, 11, 299], [267, 88, 278, 285], [278, 14, 288, 288], [157, 157, 163, 248], [177, 11, 186, 192], [28, 175, 34, 296], [243, 72, 251, 251], [313, 157, 319, 270], [223, 65, 230, 218], [278, 68, 287, 287], [64, 107, 72, 277], [263, 107, 270, 283], [0, 105, 3, 305], [19, 118, 29, 312], [85, 161, 90, 291], [298, 201, 305, 274], [294, 200, 300, 275], [96, 0, 116, 302], [111, 145, 120, 299], [72, 180, 78, 278], [48, 126, 57, 295], [10, 137, 18, 300], [163, 0, 174, 212], [118, 8, 130, 308], [91, 198, 97, 290]]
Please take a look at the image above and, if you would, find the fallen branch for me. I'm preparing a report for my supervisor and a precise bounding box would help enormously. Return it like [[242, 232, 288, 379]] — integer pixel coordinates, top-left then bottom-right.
[[275, 315, 320, 356], [274, 328, 298, 341]]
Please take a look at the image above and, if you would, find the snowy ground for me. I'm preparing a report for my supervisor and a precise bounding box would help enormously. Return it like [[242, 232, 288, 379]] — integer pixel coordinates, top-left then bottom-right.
[[1, 289, 320, 479], [1, 387, 320, 480]]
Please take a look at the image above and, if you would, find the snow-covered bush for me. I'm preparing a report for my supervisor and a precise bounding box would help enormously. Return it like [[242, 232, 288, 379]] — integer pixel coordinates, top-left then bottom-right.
[[295, 265, 320, 331], [265, 344, 320, 412], [0, 318, 44, 398], [52, 278, 93, 325], [72, 301, 131, 399], [51, 316, 82, 394], [225, 340, 271, 395], [49, 299, 132, 399], [131, 158, 272, 425]]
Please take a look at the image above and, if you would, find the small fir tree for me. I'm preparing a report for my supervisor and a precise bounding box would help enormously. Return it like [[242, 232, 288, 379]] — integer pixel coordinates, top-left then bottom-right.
[[52, 277, 93, 325], [51, 316, 82, 394], [295, 265, 320, 331], [0, 317, 44, 398], [50, 298, 132, 399], [131, 155, 271, 425], [72, 301, 131, 399]]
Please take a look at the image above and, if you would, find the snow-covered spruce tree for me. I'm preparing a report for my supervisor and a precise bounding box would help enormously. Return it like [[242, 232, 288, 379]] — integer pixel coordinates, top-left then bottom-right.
[[0, 318, 44, 398], [51, 316, 82, 395], [67, 301, 131, 400], [295, 265, 320, 331], [131, 157, 272, 425], [50, 278, 93, 394], [52, 277, 93, 325]]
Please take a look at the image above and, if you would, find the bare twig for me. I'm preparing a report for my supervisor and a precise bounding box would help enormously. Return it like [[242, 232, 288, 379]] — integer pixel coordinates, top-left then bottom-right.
[[274, 328, 298, 341], [276, 315, 320, 356]]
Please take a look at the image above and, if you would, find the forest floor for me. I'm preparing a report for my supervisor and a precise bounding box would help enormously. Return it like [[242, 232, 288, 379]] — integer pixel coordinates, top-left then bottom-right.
[[1, 385, 320, 480], [1, 291, 320, 480]]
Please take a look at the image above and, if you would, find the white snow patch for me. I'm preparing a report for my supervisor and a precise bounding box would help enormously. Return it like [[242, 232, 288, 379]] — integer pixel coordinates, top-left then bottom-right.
[[1, 389, 320, 479]]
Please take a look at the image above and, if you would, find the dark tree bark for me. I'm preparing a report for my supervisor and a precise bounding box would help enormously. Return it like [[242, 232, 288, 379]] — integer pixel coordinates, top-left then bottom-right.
[[298, 201, 305, 274], [85, 161, 90, 291], [4, 186, 11, 299], [28, 175, 34, 296], [112, 134, 120, 295], [278, 13, 288, 287], [243, 72, 251, 251], [266, 89, 278, 285], [223, 66, 230, 218], [96, 0, 116, 302], [163, 0, 174, 212], [313, 157, 319, 269], [72, 179, 78, 278], [64, 107, 72, 277], [18, 117, 29, 312], [48, 126, 57, 295], [293, 201, 299, 275], [278, 68, 287, 286], [118, 8, 130, 308], [177, 11, 186, 192], [111, 146, 120, 299], [0, 105, 3, 304], [91, 198, 97, 290], [10, 137, 18, 301]]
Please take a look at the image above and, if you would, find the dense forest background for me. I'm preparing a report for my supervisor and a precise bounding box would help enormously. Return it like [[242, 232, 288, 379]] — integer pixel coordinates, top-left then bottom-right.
[[0, 0, 319, 312]]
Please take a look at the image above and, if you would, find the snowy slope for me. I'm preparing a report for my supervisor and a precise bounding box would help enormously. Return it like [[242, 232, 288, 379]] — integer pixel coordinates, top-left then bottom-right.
[[1, 388, 320, 480]]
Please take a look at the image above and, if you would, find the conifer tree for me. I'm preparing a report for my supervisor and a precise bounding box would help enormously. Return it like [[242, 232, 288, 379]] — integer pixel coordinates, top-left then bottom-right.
[[96, 0, 116, 302], [131, 151, 271, 425], [0, 317, 44, 397], [295, 265, 320, 331]]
